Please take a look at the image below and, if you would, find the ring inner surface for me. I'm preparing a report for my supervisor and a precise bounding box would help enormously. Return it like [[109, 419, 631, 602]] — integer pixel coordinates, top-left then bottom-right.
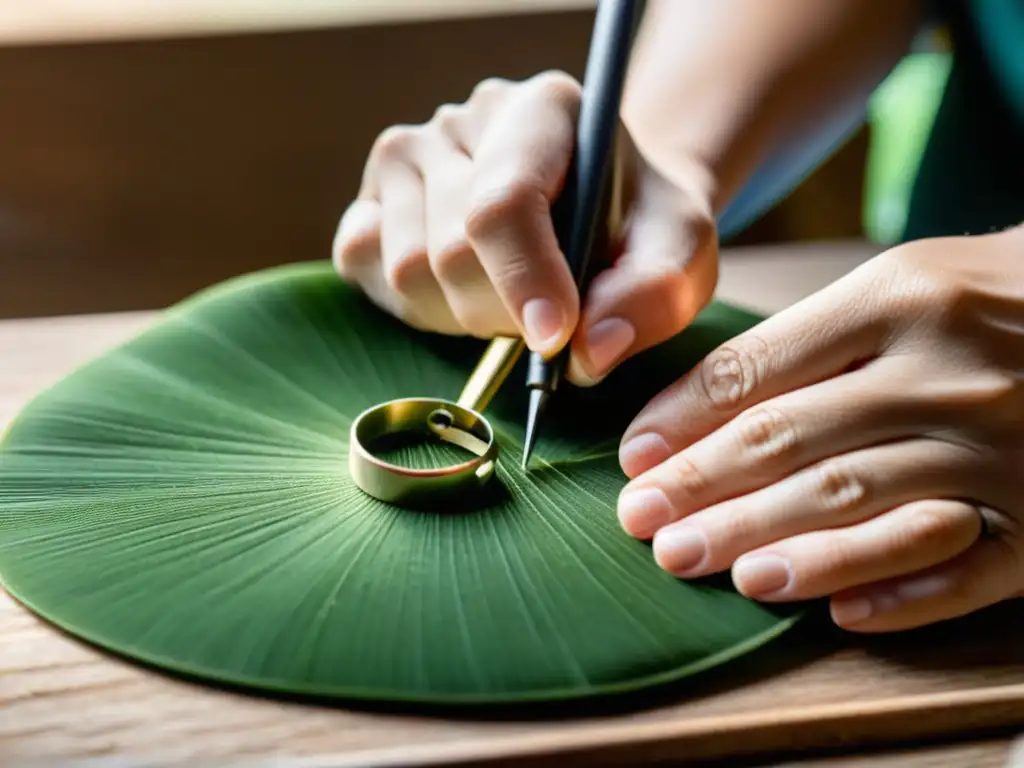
[[349, 398, 499, 505], [356, 399, 493, 465]]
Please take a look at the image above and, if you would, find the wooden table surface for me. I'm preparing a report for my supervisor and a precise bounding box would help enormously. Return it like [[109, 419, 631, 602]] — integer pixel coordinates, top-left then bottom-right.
[[2, 241, 1023, 767]]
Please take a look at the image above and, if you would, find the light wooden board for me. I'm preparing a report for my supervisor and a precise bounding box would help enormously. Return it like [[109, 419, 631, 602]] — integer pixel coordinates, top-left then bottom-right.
[[3, 243, 1024, 766]]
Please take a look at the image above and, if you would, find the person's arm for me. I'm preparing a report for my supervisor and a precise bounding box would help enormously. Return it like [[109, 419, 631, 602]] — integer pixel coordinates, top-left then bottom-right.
[[622, 0, 925, 228]]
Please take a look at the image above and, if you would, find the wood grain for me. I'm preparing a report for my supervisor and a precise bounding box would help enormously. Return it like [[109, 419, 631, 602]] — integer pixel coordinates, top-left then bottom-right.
[[3, 559, 1023, 766], [3, 243, 1023, 766], [771, 738, 1019, 768]]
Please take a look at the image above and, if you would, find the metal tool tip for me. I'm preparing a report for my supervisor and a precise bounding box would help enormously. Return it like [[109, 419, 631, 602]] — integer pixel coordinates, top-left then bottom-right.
[[521, 388, 550, 471]]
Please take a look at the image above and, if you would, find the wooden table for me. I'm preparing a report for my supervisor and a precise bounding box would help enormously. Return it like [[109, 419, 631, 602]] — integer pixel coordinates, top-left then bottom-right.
[[2, 241, 1023, 766]]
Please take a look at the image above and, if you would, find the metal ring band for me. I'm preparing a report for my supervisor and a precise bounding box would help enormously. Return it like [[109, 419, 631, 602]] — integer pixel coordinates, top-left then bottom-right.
[[348, 397, 498, 506]]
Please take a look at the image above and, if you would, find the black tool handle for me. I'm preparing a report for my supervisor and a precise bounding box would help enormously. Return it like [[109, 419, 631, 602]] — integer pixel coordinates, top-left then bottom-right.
[[526, 0, 644, 395]]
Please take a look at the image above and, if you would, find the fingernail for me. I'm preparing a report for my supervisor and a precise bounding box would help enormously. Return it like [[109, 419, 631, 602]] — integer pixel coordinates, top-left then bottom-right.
[[733, 554, 792, 598], [584, 317, 635, 377], [653, 526, 708, 574], [618, 487, 675, 539], [521, 298, 565, 351], [831, 597, 873, 625], [619, 433, 672, 477]]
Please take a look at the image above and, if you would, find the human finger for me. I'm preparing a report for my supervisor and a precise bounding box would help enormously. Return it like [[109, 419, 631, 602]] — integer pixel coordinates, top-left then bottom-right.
[[418, 125, 516, 338], [566, 166, 718, 386], [335, 124, 441, 330], [376, 140, 462, 335], [465, 70, 582, 357], [729, 499, 983, 604], [649, 438, 987, 578], [829, 512, 1021, 632], [618, 260, 889, 478], [617, 359, 943, 539], [331, 198, 410, 322], [333, 197, 381, 287], [445, 77, 517, 153]]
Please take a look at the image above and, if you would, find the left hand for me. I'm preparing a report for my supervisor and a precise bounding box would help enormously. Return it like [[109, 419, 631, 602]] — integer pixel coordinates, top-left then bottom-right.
[[616, 227, 1024, 632]]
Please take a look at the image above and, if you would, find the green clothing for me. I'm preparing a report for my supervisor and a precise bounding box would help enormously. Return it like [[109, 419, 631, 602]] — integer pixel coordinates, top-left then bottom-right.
[[903, 0, 1024, 240]]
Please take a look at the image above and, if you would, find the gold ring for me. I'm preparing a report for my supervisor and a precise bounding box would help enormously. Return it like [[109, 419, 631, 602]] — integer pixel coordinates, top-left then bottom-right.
[[348, 336, 524, 506], [348, 398, 498, 506]]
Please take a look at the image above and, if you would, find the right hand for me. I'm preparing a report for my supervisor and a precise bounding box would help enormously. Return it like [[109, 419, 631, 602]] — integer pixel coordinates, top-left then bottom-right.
[[333, 70, 719, 386]]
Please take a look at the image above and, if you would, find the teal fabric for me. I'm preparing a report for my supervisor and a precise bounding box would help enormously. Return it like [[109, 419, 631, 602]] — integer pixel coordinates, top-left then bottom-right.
[[903, 0, 1024, 240], [972, 0, 1024, 123]]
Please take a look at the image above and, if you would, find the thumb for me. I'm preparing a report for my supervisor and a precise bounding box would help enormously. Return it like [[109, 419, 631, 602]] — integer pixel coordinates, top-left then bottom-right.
[[567, 161, 718, 387]]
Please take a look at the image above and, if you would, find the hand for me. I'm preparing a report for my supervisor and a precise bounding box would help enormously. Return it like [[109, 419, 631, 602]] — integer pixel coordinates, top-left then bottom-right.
[[616, 227, 1024, 632], [332, 71, 718, 386]]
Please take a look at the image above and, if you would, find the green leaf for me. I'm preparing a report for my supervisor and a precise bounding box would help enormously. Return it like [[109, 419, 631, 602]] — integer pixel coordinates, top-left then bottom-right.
[[0, 261, 800, 704]]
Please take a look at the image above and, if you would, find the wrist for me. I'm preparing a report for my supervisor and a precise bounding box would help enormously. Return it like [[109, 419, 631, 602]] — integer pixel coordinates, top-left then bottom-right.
[[620, 112, 722, 220]]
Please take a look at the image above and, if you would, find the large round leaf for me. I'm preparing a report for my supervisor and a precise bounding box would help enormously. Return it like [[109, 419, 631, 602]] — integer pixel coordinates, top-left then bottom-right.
[[0, 262, 800, 704]]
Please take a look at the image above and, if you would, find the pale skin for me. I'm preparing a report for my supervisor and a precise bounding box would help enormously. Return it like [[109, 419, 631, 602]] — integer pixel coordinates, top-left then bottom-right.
[[333, 0, 1024, 632]]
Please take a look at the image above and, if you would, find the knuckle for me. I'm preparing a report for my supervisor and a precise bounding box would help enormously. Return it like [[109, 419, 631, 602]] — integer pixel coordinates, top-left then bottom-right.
[[901, 502, 968, 551], [876, 245, 960, 325], [333, 228, 379, 279], [733, 405, 799, 465], [907, 278, 961, 327], [431, 238, 479, 284], [698, 335, 770, 411], [810, 461, 868, 517], [431, 103, 466, 137], [487, 254, 535, 297], [915, 367, 1024, 435], [470, 76, 511, 102], [817, 536, 858, 575], [661, 453, 709, 506], [530, 69, 582, 105], [465, 178, 546, 242], [950, 372, 1022, 424], [383, 248, 432, 297], [716, 508, 761, 547], [371, 124, 420, 163], [970, 371, 1018, 404]]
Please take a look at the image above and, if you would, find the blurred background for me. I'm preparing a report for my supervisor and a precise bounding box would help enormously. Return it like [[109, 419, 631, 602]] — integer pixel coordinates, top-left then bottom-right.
[[0, 1, 952, 319]]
